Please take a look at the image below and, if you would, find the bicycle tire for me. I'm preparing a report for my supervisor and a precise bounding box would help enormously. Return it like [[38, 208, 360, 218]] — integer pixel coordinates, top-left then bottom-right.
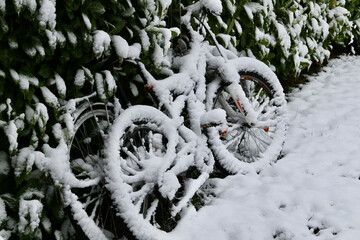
[[206, 66, 287, 174], [104, 105, 199, 240]]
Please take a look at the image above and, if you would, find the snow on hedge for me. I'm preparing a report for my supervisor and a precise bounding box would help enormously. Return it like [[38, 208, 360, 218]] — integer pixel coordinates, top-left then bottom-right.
[[215, 0, 359, 79], [37, 0, 56, 30]]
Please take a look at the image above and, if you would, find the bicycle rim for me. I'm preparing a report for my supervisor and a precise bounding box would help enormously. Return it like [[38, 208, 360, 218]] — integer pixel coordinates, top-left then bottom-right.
[[209, 71, 287, 173]]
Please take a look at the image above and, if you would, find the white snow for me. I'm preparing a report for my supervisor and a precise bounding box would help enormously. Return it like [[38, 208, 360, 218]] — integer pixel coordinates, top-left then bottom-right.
[[275, 22, 291, 58], [306, 37, 317, 50], [200, 108, 226, 126], [0, 1, 5, 13], [0, 197, 6, 224], [152, 43, 164, 67], [51, 123, 64, 141], [11, 73, 39, 91], [200, 0, 222, 15], [95, 72, 106, 101], [255, 27, 271, 44], [6, 99, 12, 119], [74, 69, 85, 88], [66, 31, 77, 46], [65, 189, 107, 240], [18, 199, 43, 233], [37, 0, 56, 30], [112, 35, 129, 58], [92, 30, 111, 58], [13, 0, 37, 14], [56, 31, 66, 46], [0, 230, 11, 240], [159, 171, 181, 199], [328, 6, 349, 19], [13, 0, 22, 12], [169, 55, 360, 239], [82, 67, 94, 85], [41, 216, 51, 233], [129, 82, 139, 96], [139, 29, 150, 51], [35, 41, 45, 56], [40, 86, 59, 107], [4, 120, 18, 153], [82, 13, 92, 30], [26, 75, 39, 87], [112, 36, 141, 60], [128, 43, 142, 59], [103, 70, 116, 95], [34, 103, 49, 131], [234, 20, 242, 35], [0, 152, 10, 176], [61, 112, 74, 139], [18, 74, 30, 91], [9, 69, 20, 83], [13, 147, 33, 176], [25, 105, 35, 125], [54, 73, 66, 98], [43, 140, 100, 188], [243, 5, 254, 21], [24, 46, 37, 58], [45, 29, 57, 49], [24, 0, 37, 14]]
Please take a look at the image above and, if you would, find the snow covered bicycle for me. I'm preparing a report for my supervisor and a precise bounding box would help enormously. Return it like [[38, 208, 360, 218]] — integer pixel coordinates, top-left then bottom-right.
[[59, 3, 287, 240]]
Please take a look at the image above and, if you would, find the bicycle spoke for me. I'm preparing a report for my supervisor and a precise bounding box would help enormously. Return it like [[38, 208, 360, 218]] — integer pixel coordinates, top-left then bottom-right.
[[254, 88, 264, 102], [145, 199, 159, 221], [101, 198, 111, 231], [80, 123, 92, 158], [255, 97, 270, 116], [148, 131, 154, 154], [129, 138, 141, 160], [122, 147, 142, 168], [225, 130, 245, 148], [90, 195, 101, 220], [248, 130, 264, 155], [121, 162, 138, 175], [253, 129, 273, 147]]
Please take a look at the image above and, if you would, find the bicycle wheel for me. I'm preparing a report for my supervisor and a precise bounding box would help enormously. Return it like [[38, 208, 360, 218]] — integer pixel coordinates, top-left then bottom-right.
[[104, 105, 189, 240], [206, 69, 287, 174], [65, 102, 129, 239]]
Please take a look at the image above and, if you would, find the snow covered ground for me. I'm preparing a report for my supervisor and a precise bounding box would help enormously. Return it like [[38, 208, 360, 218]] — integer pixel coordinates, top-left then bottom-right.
[[170, 55, 360, 240]]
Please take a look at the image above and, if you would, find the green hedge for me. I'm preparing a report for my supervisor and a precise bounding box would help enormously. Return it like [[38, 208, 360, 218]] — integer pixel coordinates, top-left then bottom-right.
[[210, 0, 360, 83], [0, 0, 174, 238]]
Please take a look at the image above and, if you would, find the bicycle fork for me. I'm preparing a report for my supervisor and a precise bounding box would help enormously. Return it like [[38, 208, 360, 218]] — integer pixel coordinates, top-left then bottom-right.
[[226, 82, 258, 126]]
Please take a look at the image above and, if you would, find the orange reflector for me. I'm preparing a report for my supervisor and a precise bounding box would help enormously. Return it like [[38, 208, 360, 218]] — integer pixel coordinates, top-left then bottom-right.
[[221, 130, 227, 137], [236, 99, 244, 112], [240, 76, 253, 81], [144, 85, 154, 91], [264, 126, 269, 132]]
